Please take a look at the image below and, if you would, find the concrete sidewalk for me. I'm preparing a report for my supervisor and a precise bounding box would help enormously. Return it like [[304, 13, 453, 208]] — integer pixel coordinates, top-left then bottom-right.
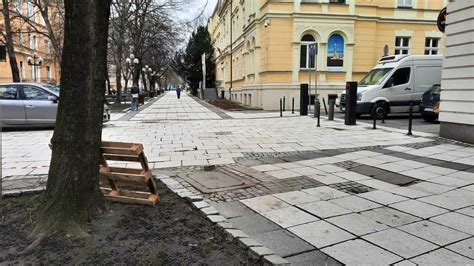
[[1, 92, 473, 265]]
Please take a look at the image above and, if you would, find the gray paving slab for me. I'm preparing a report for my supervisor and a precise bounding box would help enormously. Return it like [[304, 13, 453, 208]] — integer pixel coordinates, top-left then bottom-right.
[[229, 214, 281, 236], [372, 172, 418, 186], [241, 195, 290, 213], [261, 206, 319, 228], [419, 189, 474, 210], [326, 213, 389, 236], [329, 195, 382, 213], [301, 186, 349, 200], [457, 206, 474, 217], [446, 237, 474, 259], [288, 221, 355, 248], [322, 239, 402, 266], [350, 165, 387, 177], [430, 212, 474, 235], [389, 200, 449, 219], [360, 207, 421, 227], [358, 190, 409, 205], [398, 220, 470, 246], [410, 248, 474, 265], [210, 201, 255, 218], [285, 250, 343, 266], [362, 228, 439, 259], [297, 201, 352, 219], [253, 229, 315, 258], [273, 191, 320, 205]]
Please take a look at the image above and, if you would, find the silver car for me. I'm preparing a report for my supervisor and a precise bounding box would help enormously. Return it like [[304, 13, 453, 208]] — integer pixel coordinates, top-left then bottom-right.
[[0, 82, 110, 128]]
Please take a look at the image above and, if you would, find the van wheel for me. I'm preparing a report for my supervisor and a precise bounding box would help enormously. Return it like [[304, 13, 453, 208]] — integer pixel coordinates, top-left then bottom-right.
[[371, 102, 388, 119]]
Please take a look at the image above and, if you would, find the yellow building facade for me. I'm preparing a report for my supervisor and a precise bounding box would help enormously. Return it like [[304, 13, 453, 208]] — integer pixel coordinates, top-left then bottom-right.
[[0, 1, 60, 84], [208, 0, 447, 110]]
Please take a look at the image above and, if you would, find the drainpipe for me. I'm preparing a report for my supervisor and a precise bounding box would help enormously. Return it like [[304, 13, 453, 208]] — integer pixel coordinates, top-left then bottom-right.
[[229, 0, 233, 99]]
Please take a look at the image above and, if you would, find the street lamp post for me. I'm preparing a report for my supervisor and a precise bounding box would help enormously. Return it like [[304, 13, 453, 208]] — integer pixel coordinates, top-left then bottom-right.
[[141, 65, 153, 92], [125, 53, 139, 87], [27, 53, 43, 83]]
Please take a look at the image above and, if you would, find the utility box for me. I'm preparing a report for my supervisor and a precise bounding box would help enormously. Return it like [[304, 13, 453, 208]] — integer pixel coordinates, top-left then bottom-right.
[[300, 84, 309, 115], [344, 81, 358, 125]]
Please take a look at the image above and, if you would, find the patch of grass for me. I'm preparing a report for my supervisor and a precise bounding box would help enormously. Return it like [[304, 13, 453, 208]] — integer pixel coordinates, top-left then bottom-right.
[[202, 243, 214, 256]]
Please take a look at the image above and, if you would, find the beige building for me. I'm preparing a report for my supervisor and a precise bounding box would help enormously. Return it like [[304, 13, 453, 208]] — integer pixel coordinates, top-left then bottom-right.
[[0, 0, 60, 84], [208, 0, 447, 110], [439, 1, 474, 144]]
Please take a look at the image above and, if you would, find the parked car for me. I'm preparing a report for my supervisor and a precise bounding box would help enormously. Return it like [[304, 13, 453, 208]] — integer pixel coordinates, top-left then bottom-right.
[[419, 84, 441, 122], [0, 83, 110, 128], [337, 55, 443, 118]]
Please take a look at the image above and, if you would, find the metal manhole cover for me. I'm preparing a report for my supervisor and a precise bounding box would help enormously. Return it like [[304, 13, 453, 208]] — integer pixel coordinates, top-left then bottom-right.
[[179, 170, 255, 193]]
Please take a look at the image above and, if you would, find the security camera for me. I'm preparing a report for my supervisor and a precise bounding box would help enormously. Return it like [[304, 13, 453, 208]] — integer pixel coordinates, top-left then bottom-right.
[[264, 19, 271, 27]]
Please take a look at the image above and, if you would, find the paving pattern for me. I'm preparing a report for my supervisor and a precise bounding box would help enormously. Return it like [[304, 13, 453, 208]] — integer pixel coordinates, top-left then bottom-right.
[[2, 92, 474, 265]]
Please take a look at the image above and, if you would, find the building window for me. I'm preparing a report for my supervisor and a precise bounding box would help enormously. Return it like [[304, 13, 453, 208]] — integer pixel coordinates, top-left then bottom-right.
[[29, 33, 33, 49], [397, 0, 412, 7], [300, 34, 316, 69], [45, 40, 50, 53], [329, 0, 345, 3], [46, 66, 51, 80], [395, 37, 410, 55], [0, 44, 6, 61], [327, 34, 344, 70], [20, 61, 25, 81], [425, 38, 440, 55]]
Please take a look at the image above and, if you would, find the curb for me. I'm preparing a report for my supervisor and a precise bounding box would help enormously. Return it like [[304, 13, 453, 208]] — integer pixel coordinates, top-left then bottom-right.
[[157, 175, 290, 266]]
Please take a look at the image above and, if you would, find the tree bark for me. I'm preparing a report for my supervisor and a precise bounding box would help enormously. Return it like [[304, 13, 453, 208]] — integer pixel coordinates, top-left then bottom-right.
[[2, 0, 21, 82], [34, 0, 112, 237], [114, 52, 122, 104]]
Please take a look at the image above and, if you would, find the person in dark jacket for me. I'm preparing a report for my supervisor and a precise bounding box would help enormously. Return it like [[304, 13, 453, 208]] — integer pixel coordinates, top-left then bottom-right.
[[176, 87, 182, 99], [130, 86, 140, 110]]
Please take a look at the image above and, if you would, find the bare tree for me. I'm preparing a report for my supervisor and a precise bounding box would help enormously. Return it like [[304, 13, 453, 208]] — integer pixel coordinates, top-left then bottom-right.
[[30, 0, 112, 246], [2, 0, 21, 82]]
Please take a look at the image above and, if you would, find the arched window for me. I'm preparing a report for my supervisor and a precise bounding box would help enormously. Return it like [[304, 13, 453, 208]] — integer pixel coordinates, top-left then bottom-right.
[[327, 34, 344, 70], [300, 34, 316, 69]]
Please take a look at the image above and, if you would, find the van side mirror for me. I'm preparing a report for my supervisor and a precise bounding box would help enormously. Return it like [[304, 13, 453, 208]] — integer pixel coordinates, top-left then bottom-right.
[[48, 95, 58, 103], [384, 78, 394, 88]]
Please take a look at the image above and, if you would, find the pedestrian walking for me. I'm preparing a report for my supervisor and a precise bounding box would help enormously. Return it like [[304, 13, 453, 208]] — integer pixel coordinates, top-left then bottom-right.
[[176, 87, 182, 99], [130, 86, 140, 111]]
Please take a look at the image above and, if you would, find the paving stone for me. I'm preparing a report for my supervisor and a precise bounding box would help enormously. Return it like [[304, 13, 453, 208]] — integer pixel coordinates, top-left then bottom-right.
[[297, 201, 352, 219], [326, 213, 389, 236], [217, 222, 235, 229], [356, 179, 398, 190], [430, 212, 474, 235], [261, 206, 318, 228], [210, 201, 255, 218], [446, 237, 474, 259], [285, 250, 343, 266], [238, 237, 263, 248], [241, 195, 290, 213], [407, 182, 453, 194], [273, 191, 320, 205], [266, 169, 302, 179], [334, 171, 371, 181], [309, 174, 348, 185], [429, 176, 472, 188], [363, 228, 438, 259], [410, 248, 474, 265], [207, 215, 226, 223], [200, 206, 219, 215], [290, 167, 325, 176], [329, 195, 382, 212], [361, 207, 421, 227], [252, 164, 282, 172], [389, 200, 449, 219], [358, 190, 409, 205], [249, 246, 274, 259], [398, 221, 470, 246], [457, 206, 474, 217], [385, 187, 432, 199], [302, 186, 349, 200], [444, 171, 474, 182], [372, 172, 418, 186], [288, 220, 355, 248], [351, 165, 389, 177], [237, 159, 265, 167], [322, 239, 403, 265], [253, 229, 315, 258], [393, 260, 417, 266], [262, 255, 290, 266], [419, 189, 474, 210], [192, 201, 210, 209], [229, 214, 281, 236], [437, 162, 473, 171], [225, 229, 250, 239]]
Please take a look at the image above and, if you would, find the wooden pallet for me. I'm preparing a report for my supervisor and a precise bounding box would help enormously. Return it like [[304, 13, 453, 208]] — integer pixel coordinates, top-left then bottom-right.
[[99, 141, 159, 206]]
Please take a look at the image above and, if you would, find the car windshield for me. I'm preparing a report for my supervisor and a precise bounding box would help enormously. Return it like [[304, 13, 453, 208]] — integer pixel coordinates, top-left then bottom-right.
[[42, 84, 60, 93], [359, 68, 393, 86]]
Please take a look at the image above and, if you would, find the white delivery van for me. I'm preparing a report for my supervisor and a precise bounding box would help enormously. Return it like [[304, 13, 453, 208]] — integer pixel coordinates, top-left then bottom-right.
[[339, 55, 443, 118]]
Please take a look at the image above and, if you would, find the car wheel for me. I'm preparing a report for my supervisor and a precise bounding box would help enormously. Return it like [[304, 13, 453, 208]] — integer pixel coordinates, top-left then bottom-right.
[[371, 102, 388, 119]]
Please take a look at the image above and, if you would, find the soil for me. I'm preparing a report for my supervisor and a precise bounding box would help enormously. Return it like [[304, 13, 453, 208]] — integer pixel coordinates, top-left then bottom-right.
[[0, 182, 257, 265], [207, 99, 256, 111]]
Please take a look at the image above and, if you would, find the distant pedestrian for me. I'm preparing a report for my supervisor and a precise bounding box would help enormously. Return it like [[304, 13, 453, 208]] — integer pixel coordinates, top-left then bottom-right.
[[176, 87, 181, 99], [130, 86, 140, 111]]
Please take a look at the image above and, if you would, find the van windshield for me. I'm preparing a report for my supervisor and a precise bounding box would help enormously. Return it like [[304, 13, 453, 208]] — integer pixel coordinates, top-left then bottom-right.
[[359, 68, 393, 86]]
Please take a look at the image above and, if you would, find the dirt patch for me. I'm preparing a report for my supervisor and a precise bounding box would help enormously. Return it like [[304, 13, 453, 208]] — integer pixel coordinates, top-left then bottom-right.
[[0, 182, 257, 265], [207, 99, 254, 110]]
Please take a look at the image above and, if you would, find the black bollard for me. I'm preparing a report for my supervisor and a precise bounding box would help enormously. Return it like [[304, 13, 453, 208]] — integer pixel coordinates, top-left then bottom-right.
[[292, 97, 295, 114], [372, 115, 377, 130], [283, 96, 286, 112], [323, 98, 328, 115], [315, 99, 321, 127], [407, 102, 413, 136], [328, 99, 335, 121], [280, 98, 283, 117], [381, 115, 385, 124]]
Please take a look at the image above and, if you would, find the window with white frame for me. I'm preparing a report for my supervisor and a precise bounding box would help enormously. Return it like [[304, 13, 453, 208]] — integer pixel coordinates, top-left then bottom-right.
[[46, 66, 51, 80], [397, 0, 412, 7], [45, 40, 49, 53], [15, 0, 22, 12], [300, 34, 316, 69], [424, 38, 440, 55], [395, 36, 410, 55], [29, 33, 33, 49]]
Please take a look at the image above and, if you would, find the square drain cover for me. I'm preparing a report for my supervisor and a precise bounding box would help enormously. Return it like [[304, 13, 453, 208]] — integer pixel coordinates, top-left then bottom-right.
[[180, 170, 255, 193]]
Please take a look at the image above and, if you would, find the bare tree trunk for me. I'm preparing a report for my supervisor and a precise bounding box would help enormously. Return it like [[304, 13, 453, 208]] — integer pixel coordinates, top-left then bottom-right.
[[115, 58, 122, 104], [2, 0, 20, 82], [33, 0, 112, 238]]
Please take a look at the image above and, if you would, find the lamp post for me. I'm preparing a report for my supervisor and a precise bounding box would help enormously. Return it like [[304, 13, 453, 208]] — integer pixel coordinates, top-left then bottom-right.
[[141, 65, 152, 92], [27, 53, 43, 82], [125, 53, 139, 87]]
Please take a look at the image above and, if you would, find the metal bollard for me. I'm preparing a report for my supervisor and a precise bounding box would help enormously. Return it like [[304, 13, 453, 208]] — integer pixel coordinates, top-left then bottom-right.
[[283, 96, 286, 112], [381, 115, 385, 124], [328, 99, 335, 121], [372, 115, 377, 129], [315, 99, 321, 127], [323, 98, 328, 115], [292, 97, 295, 114], [280, 98, 283, 117], [407, 102, 413, 135]]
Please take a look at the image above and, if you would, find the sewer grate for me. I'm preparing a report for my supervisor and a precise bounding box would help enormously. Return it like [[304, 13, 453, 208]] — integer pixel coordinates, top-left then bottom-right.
[[178, 168, 255, 193], [328, 181, 375, 195]]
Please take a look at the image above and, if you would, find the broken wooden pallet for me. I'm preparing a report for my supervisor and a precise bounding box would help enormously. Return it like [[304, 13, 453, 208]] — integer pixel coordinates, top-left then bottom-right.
[[99, 141, 159, 206]]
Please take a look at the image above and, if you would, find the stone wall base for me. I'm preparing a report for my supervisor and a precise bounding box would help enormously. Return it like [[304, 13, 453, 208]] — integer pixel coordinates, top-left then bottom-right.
[[440, 122, 474, 144]]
